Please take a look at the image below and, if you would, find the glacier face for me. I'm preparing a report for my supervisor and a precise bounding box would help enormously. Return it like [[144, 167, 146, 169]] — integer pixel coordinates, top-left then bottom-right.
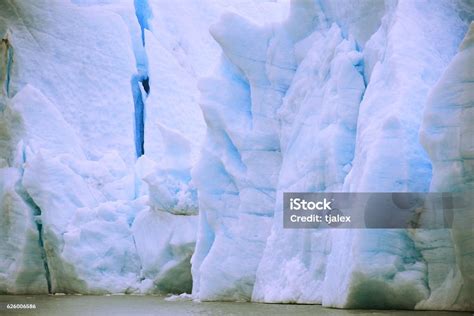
[[0, 0, 284, 296], [0, 0, 473, 312], [415, 21, 474, 309], [0, 0, 207, 295], [191, 0, 474, 311]]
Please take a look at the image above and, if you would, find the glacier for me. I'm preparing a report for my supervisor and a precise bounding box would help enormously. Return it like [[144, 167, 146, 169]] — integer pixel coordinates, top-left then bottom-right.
[[191, 0, 474, 311], [0, 0, 205, 294], [0, 0, 473, 312]]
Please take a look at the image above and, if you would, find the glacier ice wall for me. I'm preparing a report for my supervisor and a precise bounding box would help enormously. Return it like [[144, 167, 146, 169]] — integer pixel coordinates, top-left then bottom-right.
[[0, 167, 49, 294], [415, 21, 474, 310], [191, 1, 323, 300], [0, 0, 137, 164], [0, 0, 286, 295], [0, 0, 472, 311], [191, 0, 474, 311], [0, 0, 208, 294]]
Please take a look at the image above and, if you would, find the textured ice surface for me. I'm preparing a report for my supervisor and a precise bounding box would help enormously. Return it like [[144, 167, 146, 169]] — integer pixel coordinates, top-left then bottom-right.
[[0, 0, 137, 164], [0, 0, 473, 311], [191, 0, 474, 311], [415, 22, 474, 311], [253, 20, 366, 304], [132, 207, 198, 293], [0, 168, 48, 294], [0, 0, 203, 295], [142, 0, 287, 164], [144, 124, 198, 215], [191, 1, 322, 299]]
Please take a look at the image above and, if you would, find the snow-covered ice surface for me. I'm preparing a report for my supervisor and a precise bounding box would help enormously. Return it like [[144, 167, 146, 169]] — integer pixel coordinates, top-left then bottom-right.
[[0, 0, 473, 312]]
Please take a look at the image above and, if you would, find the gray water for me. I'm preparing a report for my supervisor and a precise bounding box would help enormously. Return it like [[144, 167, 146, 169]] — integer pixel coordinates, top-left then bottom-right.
[[0, 295, 471, 316]]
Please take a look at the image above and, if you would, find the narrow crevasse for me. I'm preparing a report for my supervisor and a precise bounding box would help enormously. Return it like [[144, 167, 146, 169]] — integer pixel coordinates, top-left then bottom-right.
[[0, 165, 50, 294], [0, 33, 50, 294], [1, 34, 13, 98], [14, 135, 53, 295], [134, 0, 152, 47], [131, 0, 152, 158], [21, 190, 52, 294], [131, 75, 146, 157]]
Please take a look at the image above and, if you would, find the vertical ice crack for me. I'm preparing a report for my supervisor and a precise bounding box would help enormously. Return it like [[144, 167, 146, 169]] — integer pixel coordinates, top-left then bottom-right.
[[21, 189, 53, 294], [131, 75, 146, 157], [134, 0, 152, 46], [1, 33, 13, 98], [14, 145, 52, 293], [131, 0, 152, 158], [35, 219, 52, 293]]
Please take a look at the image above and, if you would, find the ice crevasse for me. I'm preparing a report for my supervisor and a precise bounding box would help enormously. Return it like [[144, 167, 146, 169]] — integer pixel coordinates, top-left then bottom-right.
[[0, 0, 473, 312]]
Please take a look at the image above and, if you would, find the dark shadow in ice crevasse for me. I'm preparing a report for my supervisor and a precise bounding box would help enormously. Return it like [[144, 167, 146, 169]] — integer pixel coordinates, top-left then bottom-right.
[[131, 75, 146, 158], [1, 34, 13, 98]]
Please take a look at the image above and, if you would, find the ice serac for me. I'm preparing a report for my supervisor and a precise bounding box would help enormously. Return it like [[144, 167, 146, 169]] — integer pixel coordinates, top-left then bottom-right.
[[144, 124, 198, 215], [7, 82, 135, 294], [193, 0, 473, 311], [253, 20, 366, 303], [191, 1, 320, 301], [142, 0, 286, 165], [255, 0, 467, 309], [12, 75, 189, 295], [321, 0, 469, 310], [132, 123, 199, 293], [135, 3, 292, 295], [416, 22, 474, 311], [132, 207, 198, 293]]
